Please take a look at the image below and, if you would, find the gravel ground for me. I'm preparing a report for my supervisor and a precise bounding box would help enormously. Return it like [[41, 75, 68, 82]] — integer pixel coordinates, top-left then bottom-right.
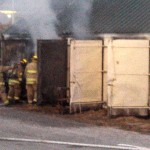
[[13, 104, 150, 135]]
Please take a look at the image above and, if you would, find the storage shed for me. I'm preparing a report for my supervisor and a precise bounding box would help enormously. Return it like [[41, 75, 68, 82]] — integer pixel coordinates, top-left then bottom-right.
[[37, 36, 150, 116]]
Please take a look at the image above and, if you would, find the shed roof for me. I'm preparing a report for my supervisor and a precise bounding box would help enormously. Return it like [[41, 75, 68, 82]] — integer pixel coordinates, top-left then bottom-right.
[[1, 19, 31, 40], [55, 0, 150, 34], [1, 0, 150, 40]]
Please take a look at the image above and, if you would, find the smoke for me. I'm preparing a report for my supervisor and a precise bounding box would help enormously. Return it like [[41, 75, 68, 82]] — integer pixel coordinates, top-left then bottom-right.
[[0, 0, 59, 53], [71, 0, 93, 38], [0, 0, 94, 48], [51, 0, 94, 39]]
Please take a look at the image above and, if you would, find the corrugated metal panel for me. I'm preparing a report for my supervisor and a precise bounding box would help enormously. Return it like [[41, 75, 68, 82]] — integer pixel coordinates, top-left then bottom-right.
[[108, 40, 149, 107], [70, 40, 103, 104], [53, 0, 150, 35], [37, 40, 67, 104]]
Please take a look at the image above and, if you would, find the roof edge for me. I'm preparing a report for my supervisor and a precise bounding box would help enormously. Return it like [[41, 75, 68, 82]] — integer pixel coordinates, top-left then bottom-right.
[[96, 33, 150, 39]]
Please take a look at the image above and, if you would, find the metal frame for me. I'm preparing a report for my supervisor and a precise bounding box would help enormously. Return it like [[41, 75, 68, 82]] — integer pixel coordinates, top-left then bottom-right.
[[148, 40, 150, 109], [107, 38, 150, 116], [69, 39, 105, 113]]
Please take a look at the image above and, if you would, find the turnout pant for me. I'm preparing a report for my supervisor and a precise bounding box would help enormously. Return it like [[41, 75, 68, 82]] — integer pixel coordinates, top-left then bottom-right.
[[0, 85, 8, 104], [26, 84, 37, 104], [8, 84, 21, 101]]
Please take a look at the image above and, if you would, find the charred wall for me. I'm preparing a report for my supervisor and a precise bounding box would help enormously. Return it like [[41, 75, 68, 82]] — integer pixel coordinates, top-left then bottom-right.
[[37, 40, 67, 104], [0, 40, 31, 66]]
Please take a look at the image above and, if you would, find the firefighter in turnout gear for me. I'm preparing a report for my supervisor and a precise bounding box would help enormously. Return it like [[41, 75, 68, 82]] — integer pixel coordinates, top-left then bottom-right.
[[0, 65, 13, 105], [7, 63, 23, 104], [20, 59, 28, 101], [25, 55, 38, 104]]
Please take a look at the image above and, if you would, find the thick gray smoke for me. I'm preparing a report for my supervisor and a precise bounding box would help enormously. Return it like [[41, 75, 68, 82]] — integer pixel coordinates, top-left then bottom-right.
[[0, 0, 58, 53], [0, 0, 94, 46], [72, 0, 93, 38], [51, 0, 94, 39]]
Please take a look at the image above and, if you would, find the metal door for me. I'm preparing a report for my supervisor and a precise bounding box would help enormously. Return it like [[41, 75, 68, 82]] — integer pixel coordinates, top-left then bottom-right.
[[108, 39, 149, 107], [70, 40, 103, 105], [37, 40, 67, 103]]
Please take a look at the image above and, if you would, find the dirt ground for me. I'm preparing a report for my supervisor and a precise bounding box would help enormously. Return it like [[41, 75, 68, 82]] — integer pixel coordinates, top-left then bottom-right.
[[13, 104, 150, 135]]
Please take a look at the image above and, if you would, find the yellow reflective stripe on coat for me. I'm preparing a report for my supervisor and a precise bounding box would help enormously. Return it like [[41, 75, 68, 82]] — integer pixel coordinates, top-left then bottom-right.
[[19, 78, 22, 81], [33, 99, 37, 102], [4, 100, 9, 105], [26, 78, 37, 84], [27, 78, 36, 82], [14, 96, 19, 100], [7, 96, 12, 99], [0, 82, 5, 85], [9, 79, 20, 85], [27, 70, 37, 74]]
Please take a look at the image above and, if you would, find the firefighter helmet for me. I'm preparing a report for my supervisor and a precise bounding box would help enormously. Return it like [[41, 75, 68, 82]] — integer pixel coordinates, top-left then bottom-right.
[[32, 55, 38, 61], [21, 58, 28, 64]]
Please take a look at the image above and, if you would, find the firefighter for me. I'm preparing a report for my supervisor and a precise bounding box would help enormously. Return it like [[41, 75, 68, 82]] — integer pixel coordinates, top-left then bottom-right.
[[7, 63, 22, 104], [20, 59, 28, 101], [0, 65, 13, 105], [25, 55, 38, 104]]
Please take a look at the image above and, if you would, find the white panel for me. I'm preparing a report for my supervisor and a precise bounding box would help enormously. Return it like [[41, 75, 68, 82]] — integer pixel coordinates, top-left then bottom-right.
[[113, 40, 149, 75], [113, 39, 148, 48], [109, 40, 149, 107], [112, 75, 148, 107], [70, 40, 102, 104]]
